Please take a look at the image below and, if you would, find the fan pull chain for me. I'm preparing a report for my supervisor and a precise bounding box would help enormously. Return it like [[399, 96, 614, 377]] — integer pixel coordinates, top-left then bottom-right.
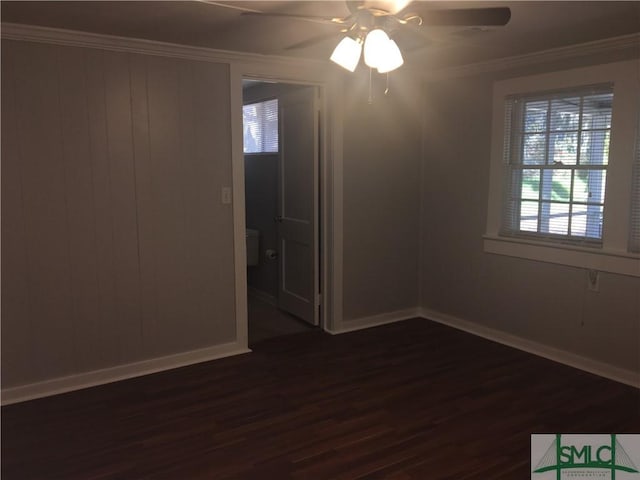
[[385, 73, 390, 95], [368, 67, 373, 104]]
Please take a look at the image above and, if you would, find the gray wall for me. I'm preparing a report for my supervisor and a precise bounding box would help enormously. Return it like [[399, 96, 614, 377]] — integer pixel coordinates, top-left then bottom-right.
[[7, 33, 632, 393], [342, 71, 422, 321], [1, 40, 236, 388], [420, 65, 640, 372], [0, 38, 424, 390]]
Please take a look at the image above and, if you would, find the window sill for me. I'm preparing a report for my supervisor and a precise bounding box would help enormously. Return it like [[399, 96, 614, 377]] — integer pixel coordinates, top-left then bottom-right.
[[483, 234, 640, 277]]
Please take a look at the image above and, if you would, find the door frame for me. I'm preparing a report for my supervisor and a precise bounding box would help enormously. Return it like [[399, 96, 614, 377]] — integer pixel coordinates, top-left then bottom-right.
[[229, 61, 344, 348]]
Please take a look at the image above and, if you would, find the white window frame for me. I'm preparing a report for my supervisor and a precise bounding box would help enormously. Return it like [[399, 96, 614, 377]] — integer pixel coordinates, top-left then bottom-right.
[[484, 60, 640, 277]]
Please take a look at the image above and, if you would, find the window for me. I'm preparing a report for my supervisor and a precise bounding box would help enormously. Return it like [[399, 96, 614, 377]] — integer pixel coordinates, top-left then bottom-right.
[[484, 60, 640, 277], [243, 99, 278, 153], [502, 86, 613, 245]]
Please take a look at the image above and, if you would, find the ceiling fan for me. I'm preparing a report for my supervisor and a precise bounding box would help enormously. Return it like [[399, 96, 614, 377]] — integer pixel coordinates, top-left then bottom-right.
[[229, 1, 512, 73]]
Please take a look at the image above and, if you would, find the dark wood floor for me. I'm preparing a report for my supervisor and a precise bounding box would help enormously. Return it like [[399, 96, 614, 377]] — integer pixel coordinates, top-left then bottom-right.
[[2, 318, 639, 479], [248, 295, 314, 345]]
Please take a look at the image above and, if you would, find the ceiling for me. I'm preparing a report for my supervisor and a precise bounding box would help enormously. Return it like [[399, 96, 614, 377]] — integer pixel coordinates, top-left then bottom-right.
[[2, 1, 639, 70]]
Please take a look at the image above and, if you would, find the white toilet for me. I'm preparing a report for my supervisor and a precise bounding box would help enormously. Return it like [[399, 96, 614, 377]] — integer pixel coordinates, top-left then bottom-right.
[[246, 229, 260, 266]]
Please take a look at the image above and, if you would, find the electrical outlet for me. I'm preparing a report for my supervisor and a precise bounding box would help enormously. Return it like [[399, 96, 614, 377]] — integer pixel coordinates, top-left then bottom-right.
[[587, 269, 599, 292]]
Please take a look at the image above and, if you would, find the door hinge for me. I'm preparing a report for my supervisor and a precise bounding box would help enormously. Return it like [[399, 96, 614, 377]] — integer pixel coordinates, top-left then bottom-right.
[[315, 293, 322, 306]]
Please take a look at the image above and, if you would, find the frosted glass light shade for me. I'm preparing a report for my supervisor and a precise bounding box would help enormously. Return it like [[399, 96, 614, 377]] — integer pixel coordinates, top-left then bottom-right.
[[376, 39, 404, 73], [391, 0, 412, 13], [330, 36, 362, 72], [364, 29, 390, 68]]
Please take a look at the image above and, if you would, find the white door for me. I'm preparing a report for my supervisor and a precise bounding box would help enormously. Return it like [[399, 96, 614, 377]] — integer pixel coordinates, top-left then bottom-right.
[[276, 86, 319, 326]]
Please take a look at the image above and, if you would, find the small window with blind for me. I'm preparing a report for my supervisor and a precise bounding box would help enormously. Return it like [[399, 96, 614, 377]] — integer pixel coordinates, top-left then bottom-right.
[[501, 85, 613, 245], [243, 99, 278, 154]]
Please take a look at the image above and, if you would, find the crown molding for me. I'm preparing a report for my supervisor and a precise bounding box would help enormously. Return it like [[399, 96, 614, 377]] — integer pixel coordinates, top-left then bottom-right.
[[423, 32, 640, 80], [3, 22, 638, 81], [0, 22, 325, 70]]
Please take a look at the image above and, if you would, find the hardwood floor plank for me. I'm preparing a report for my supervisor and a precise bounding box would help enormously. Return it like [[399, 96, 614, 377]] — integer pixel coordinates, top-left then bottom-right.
[[2, 319, 638, 479]]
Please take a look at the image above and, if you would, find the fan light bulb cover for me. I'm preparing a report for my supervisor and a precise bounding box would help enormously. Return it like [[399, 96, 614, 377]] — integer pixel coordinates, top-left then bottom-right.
[[330, 36, 362, 72], [391, 0, 413, 14], [364, 29, 390, 68], [376, 39, 404, 73]]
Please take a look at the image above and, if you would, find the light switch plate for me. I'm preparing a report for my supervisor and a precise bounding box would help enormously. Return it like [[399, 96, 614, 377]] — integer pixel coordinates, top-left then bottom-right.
[[221, 187, 232, 205]]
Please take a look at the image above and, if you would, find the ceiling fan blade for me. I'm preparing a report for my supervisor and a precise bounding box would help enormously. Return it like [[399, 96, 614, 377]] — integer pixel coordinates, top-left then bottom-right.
[[196, 1, 262, 13], [347, 0, 413, 16], [241, 11, 348, 26], [284, 33, 340, 51], [403, 27, 488, 56], [420, 7, 511, 27]]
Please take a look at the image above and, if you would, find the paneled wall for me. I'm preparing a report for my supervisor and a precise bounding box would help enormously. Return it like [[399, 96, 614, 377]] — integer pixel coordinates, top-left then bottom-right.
[[1, 40, 236, 388]]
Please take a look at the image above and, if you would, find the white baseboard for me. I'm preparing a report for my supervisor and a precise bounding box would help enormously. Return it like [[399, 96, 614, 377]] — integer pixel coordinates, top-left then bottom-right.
[[1, 341, 251, 406], [326, 308, 421, 335], [5, 307, 635, 405], [419, 307, 640, 389], [247, 286, 277, 306]]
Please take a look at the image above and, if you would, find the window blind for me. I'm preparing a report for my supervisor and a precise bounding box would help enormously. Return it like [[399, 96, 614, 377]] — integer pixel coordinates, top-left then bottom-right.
[[243, 99, 278, 154], [629, 116, 640, 252], [501, 85, 613, 245]]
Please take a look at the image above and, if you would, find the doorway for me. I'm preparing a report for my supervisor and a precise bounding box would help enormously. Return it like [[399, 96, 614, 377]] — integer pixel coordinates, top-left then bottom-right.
[[242, 79, 322, 345]]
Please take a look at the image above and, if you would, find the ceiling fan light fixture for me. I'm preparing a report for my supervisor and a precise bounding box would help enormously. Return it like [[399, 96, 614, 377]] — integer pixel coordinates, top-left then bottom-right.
[[391, 0, 413, 14], [363, 28, 390, 68], [376, 39, 403, 73], [330, 36, 363, 72]]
